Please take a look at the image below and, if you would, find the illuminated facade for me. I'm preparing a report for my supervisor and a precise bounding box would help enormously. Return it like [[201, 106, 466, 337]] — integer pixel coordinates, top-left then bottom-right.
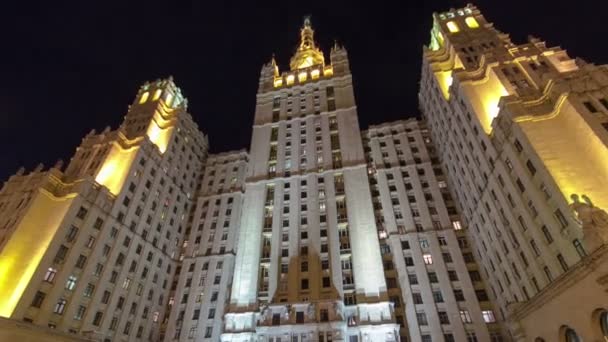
[[164, 151, 248, 341], [363, 120, 502, 342], [0, 78, 209, 341], [420, 4, 608, 341], [2, 5, 607, 342], [222, 18, 399, 342]]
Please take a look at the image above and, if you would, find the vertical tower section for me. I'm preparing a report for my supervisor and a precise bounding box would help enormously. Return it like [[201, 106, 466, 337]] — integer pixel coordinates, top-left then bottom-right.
[[364, 120, 503, 342], [419, 4, 608, 340], [225, 18, 397, 342], [0, 77, 208, 342], [163, 150, 248, 342]]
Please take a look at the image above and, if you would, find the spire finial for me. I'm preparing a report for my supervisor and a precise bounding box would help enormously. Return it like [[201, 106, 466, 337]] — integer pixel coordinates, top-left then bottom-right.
[[290, 16, 325, 70]]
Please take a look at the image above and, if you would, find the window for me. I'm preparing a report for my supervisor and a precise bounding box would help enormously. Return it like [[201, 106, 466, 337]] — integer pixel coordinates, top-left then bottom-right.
[[416, 312, 428, 325], [482, 310, 496, 323], [31, 291, 46, 308], [84, 283, 95, 297], [66, 225, 79, 242], [423, 254, 433, 265], [446, 21, 460, 33], [74, 305, 86, 320], [54, 299, 67, 314], [433, 290, 444, 303], [92, 311, 103, 326], [454, 289, 465, 301], [54, 245, 69, 263], [428, 272, 438, 283], [65, 275, 77, 290], [439, 311, 450, 324], [541, 225, 553, 244], [75, 255, 87, 269], [600, 310, 608, 338], [44, 268, 57, 282], [460, 309, 472, 323]]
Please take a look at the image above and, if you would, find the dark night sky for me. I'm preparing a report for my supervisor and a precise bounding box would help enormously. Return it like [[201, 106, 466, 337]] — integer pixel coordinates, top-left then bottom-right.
[[0, 1, 606, 181]]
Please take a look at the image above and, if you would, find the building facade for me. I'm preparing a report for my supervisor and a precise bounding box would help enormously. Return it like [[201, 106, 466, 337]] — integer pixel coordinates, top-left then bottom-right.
[[0, 78, 209, 341], [0, 5, 607, 342], [419, 4, 608, 341], [363, 120, 502, 342], [223, 18, 399, 342]]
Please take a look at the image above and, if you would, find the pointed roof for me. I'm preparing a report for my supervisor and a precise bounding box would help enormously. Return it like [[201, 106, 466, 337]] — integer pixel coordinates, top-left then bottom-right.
[[289, 16, 325, 70]]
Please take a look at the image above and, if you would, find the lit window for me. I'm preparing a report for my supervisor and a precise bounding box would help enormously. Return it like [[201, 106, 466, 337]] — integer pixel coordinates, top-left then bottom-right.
[[482, 310, 496, 323], [274, 78, 283, 87], [452, 220, 462, 230], [65, 276, 77, 291], [54, 299, 67, 314], [311, 69, 320, 79], [139, 92, 149, 104], [465, 17, 479, 28], [446, 21, 460, 33], [44, 268, 58, 283], [460, 309, 472, 323], [298, 72, 307, 83], [286, 74, 295, 85], [423, 254, 433, 265], [164, 92, 173, 106], [323, 66, 333, 77], [152, 88, 162, 101]]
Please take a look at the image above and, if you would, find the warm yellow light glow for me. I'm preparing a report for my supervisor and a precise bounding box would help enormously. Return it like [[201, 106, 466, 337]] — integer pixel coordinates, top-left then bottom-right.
[[298, 72, 307, 83], [164, 93, 173, 107], [435, 70, 453, 99], [517, 98, 608, 210], [286, 74, 295, 85], [95, 143, 140, 195], [139, 92, 149, 104], [0, 190, 75, 318], [323, 66, 333, 77], [146, 119, 174, 154], [311, 69, 320, 79], [298, 56, 314, 69], [273, 78, 283, 87], [465, 17, 479, 28], [446, 21, 460, 33], [153, 89, 162, 101], [461, 68, 510, 134]]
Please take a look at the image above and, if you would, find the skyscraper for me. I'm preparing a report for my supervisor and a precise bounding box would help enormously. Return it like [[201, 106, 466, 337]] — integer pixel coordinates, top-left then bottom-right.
[[0, 78, 209, 341], [1, 5, 607, 342], [419, 4, 608, 341], [223, 18, 400, 342]]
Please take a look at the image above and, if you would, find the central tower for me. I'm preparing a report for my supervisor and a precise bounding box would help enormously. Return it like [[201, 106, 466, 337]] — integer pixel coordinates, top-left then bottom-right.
[[222, 18, 399, 342]]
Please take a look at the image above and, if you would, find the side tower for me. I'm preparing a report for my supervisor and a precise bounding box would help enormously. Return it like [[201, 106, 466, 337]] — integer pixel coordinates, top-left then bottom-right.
[[223, 18, 399, 342], [0, 78, 208, 341], [363, 119, 503, 342], [419, 4, 608, 341]]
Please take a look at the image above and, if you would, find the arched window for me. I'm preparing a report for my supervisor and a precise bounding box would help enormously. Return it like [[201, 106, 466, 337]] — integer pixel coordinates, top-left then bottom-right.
[[139, 91, 149, 104], [600, 310, 608, 338], [446, 21, 460, 33], [564, 327, 581, 342], [465, 17, 480, 28], [152, 88, 162, 101]]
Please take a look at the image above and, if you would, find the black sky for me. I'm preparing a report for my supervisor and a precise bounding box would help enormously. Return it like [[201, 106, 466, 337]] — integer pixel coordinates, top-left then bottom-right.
[[1, 0, 606, 181]]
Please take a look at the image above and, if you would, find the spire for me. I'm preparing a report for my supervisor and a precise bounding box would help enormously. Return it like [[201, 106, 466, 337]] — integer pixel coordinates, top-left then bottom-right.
[[290, 16, 325, 70]]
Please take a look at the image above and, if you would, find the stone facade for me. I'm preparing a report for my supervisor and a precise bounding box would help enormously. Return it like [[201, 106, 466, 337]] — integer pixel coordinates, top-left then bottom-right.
[[1, 5, 607, 342], [419, 4, 608, 341]]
